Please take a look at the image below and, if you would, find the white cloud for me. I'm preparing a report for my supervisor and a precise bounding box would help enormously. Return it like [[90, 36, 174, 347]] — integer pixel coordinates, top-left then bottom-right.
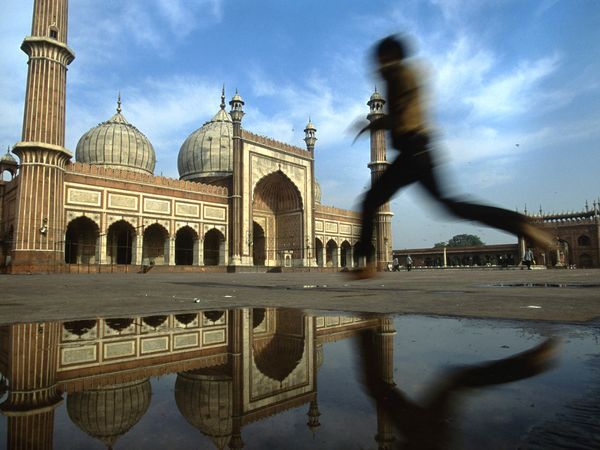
[[465, 54, 562, 118]]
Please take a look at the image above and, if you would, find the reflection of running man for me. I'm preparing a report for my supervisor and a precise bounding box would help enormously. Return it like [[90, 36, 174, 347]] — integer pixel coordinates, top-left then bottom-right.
[[352, 35, 555, 279]]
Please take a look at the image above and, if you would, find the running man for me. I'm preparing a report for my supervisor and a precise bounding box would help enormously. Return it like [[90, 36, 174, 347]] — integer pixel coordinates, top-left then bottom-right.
[[351, 35, 555, 279]]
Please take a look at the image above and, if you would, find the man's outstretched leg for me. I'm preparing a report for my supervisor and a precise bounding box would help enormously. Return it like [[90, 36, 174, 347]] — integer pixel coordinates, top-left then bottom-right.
[[351, 155, 417, 280]]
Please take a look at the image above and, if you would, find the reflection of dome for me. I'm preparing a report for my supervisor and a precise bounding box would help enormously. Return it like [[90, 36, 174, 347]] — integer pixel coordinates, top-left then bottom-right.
[[75, 97, 156, 175], [175, 367, 233, 450], [178, 91, 233, 182], [314, 179, 321, 205], [67, 379, 151, 448]]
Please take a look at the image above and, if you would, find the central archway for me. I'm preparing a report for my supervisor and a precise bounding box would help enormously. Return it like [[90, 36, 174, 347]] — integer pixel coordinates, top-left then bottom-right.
[[252, 171, 303, 266]]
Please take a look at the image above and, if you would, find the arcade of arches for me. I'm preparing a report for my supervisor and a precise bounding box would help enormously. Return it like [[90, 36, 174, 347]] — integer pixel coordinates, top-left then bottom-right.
[[314, 238, 374, 268], [64, 218, 226, 267]]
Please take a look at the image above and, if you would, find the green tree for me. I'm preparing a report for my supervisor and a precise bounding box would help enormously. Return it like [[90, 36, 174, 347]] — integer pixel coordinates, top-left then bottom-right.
[[433, 234, 484, 248]]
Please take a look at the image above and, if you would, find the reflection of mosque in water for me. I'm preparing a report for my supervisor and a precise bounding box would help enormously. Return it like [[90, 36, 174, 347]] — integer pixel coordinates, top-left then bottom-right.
[[0, 309, 394, 449]]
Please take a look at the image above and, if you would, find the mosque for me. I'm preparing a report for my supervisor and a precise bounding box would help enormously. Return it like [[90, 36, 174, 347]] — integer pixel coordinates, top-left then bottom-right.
[[0, 0, 393, 274]]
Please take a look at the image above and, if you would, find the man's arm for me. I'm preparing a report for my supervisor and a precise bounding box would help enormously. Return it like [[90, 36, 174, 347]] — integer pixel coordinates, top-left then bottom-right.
[[353, 115, 392, 143]]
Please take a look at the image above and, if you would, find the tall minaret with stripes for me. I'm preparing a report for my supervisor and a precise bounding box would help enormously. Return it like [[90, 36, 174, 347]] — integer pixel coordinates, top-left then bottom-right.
[[11, 0, 75, 272], [367, 88, 393, 270]]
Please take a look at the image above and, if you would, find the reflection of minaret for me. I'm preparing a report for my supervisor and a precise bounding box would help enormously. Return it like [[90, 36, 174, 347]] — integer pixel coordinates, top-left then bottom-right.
[[306, 315, 321, 436], [228, 308, 244, 449], [367, 89, 393, 270], [0, 322, 63, 450], [374, 317, 396, 450], [11, 0, 75, 273]]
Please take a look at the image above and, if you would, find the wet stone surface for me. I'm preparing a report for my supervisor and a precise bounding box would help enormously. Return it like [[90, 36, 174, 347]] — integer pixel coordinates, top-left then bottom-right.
[[0, 308, 598, 449]]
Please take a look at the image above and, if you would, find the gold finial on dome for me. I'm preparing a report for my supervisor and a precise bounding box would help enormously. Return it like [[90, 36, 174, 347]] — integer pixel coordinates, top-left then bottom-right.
[[220, 85, 226, 110], [117, 92, 122, 114]]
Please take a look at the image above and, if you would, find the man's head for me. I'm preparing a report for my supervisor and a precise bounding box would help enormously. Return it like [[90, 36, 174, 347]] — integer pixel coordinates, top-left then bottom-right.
[[375, 35, 408, 66]]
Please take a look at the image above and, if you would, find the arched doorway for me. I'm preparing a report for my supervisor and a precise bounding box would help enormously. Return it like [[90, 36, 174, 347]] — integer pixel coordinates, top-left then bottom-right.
[[143, 224, 169, 265], [253, 222, 266, 266], [252, 171, 303, 266], [340, 241, 352, 268], [65, 216, 100, 264], [175, 227, 197, 266], [204, 228, 225, 266], [107, 220, 135, 264], [579, 253, 592, 268], [326, 239, 338, 267], [315, 238, 323, 267]]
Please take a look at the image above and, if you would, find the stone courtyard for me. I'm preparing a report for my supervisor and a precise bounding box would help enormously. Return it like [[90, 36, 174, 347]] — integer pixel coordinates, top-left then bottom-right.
[[1, 269, 598, 324]]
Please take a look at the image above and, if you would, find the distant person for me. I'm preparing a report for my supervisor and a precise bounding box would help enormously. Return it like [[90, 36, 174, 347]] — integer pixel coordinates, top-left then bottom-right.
[[523, 248, 534, 270], [406, 254, 413, 271], [392, 256, 400, 271], [350, 35, 555, 279]]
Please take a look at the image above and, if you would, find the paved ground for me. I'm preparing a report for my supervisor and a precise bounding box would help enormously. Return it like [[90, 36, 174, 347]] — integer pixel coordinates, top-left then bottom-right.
[[0, 269, 599, 324]]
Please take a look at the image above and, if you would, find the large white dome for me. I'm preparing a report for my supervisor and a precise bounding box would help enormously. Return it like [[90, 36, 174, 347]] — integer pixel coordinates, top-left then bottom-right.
[[75, 99, 156, 175]]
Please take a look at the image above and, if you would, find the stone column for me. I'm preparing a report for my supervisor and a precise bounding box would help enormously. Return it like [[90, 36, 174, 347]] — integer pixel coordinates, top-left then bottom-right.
[[443, 246, 447, 268], [169, 238, 176, 266], [336, 246, 341, 268]]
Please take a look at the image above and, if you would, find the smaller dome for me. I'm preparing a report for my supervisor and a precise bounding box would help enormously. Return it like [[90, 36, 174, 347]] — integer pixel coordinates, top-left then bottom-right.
[[1, 148, 17, 165], [369, 90, 384, 102], [304, 118, 316, 132], [230, 91, 244, 104], [75, 97, 156, 175]]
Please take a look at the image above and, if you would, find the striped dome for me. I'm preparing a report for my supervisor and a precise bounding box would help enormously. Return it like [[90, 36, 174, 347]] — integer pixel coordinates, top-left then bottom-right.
[[76, 99, 156, 175], [178, 91, 233, 182]]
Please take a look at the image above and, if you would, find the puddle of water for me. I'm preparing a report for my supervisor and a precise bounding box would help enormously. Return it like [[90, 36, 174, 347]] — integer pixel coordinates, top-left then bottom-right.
[[0, 309, 598, 450], [487, 282, 600, 288]]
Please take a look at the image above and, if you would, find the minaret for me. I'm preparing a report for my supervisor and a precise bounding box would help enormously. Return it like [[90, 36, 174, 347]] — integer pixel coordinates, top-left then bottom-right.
[[367, 88, 393, 270], [10, 0, 75, 273], [304, 118, 317, 267], [229, 90, 245, 267]]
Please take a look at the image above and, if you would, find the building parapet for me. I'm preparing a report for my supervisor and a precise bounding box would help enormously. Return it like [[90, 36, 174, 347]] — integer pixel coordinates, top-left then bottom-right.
[[315, 204, 360, 220], [66, 162, 228, 197], [242, 130, 312, 159]]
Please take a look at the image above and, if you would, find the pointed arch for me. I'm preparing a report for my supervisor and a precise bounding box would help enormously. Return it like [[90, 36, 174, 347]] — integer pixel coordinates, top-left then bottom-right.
[[65, 216, 100, 264], [143, 223, 169, 265], [175, 226, 198, 265], [107, 220, 135, 264], [204, 228, 226, 266], [326, 239, 338, 267], [340, 240, 352, 268]]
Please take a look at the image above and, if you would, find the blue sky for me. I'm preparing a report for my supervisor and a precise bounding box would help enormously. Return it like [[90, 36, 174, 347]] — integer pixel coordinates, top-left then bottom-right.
[[1, 0, 599, 248]]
